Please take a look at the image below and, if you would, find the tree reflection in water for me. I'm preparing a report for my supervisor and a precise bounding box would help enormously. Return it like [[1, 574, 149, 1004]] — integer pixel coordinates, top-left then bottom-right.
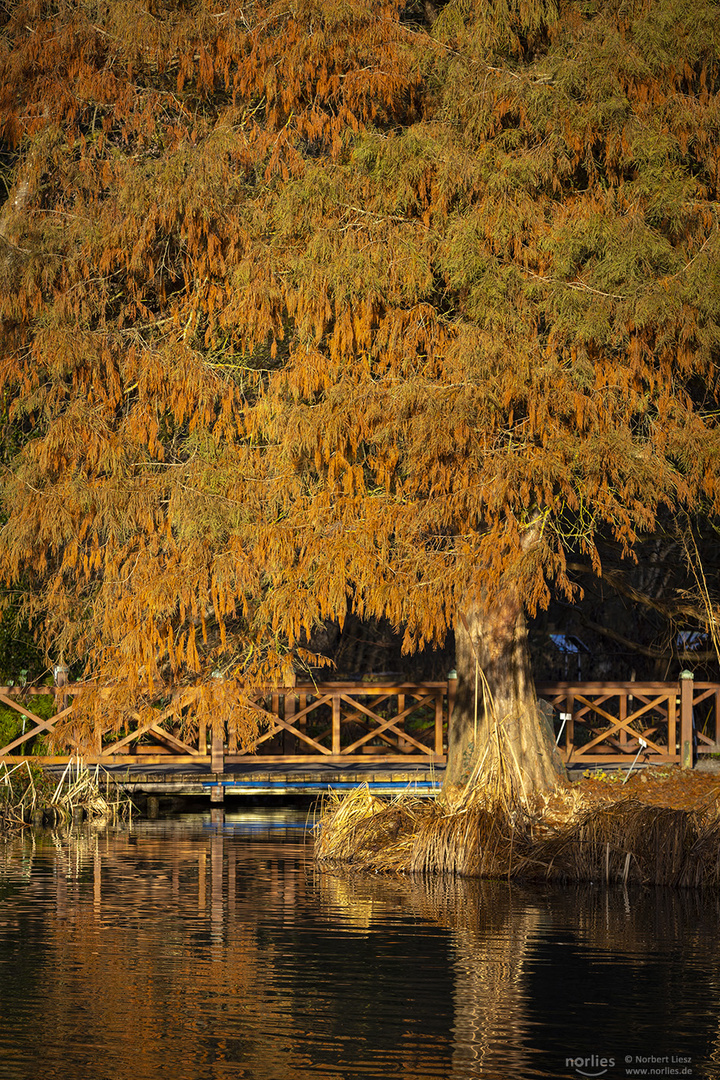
[[1, 818, 719, 1079]]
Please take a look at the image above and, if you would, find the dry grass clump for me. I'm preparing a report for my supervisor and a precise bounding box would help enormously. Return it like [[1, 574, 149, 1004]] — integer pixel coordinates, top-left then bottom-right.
[[520, 793, 720, 888], [314, 787, 428, 872], [0, 762, 49, 831], [316, 725, 554, 877], [315, 769, 720, 888], [1, 757, 133, 831], [315, 784, 524, 877]]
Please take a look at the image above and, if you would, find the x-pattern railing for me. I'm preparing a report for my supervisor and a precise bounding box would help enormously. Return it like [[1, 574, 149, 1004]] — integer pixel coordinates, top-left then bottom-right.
[[0, 688, 82, 756], [236, 683, 446, 762], [0, 681, 448, 765], [1, 677, 717, 768], [536, 680, 708, 766]]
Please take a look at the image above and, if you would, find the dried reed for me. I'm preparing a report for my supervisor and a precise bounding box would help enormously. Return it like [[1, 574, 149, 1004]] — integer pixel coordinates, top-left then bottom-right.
[[314, 783, 523, 878], [0, 757, 133, 831], [314, 780, 720, 888]]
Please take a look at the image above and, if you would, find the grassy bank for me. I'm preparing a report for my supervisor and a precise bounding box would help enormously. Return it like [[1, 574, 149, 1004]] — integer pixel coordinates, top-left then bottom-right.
[[315, 768, 720, 887]]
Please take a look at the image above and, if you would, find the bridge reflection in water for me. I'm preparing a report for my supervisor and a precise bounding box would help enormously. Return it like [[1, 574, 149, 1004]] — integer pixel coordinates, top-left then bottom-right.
[[1, 818, 720, 1079]]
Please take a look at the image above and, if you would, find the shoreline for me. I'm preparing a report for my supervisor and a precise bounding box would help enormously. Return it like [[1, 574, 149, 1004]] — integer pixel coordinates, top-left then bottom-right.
[[314, 766, 720, 887]]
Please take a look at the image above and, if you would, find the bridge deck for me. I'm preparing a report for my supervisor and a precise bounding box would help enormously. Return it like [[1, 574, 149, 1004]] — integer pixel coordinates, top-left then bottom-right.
[[114, 762, 445, 800]]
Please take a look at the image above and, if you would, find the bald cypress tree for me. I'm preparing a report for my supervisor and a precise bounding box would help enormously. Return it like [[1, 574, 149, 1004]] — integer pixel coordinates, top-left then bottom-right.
[[0, 0, 719, 790]]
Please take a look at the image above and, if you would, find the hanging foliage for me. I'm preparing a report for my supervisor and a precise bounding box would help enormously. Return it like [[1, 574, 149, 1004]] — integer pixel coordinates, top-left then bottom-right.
[[0, 0, 719, 778]]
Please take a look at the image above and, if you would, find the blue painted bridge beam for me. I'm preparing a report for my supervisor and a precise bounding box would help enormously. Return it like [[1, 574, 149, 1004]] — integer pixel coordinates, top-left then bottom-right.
[[201, 779, 442, 797]]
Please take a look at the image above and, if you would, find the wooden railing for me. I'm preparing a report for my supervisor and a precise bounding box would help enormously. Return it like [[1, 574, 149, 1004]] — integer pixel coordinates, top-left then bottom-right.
[[0, 681, 449, 767], [0, 676, 717, 768], [537, 676, 718, 767]]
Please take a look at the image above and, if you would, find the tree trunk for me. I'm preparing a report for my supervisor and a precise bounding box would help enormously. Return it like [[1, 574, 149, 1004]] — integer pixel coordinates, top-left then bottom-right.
[[446, 589, 565, 797]]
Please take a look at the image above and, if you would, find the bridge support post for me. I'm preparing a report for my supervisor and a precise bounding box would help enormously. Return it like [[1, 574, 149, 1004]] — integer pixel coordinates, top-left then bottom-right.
[[680, 670, 694, 769], [211, 731, 225, 774]]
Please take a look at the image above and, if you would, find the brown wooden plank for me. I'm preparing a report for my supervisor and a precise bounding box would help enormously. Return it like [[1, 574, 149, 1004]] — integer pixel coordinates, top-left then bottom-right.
[[538, 681, 686, 691], [293, 681, 449, 691], [4, 754, 211, 766], [0, 687, 56, 696], [560, 751, 677, 764], [223, 754, 447, 765], [2, 752, 448, 766]]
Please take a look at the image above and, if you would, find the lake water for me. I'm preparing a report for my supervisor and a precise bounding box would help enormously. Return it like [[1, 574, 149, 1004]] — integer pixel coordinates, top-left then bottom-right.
[[1, 810, 719, 1080]]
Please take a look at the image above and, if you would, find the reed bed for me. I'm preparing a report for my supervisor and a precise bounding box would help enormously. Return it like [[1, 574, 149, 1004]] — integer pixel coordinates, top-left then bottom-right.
[[0, 757, 133, 831], [314, 772, 720, 888]]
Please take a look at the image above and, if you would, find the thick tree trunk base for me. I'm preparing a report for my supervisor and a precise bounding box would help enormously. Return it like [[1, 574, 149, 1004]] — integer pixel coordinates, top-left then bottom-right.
[[445, 600, 566, 799]]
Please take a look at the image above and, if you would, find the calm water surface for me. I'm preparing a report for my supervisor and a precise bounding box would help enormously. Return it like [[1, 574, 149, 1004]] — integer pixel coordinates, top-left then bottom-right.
[[1, 811, 720, 1080]]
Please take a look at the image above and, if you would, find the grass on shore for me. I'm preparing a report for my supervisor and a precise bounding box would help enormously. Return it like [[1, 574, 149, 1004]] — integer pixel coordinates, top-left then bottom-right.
[[314, 767, 720, 887], [0, 758, 133, 831]]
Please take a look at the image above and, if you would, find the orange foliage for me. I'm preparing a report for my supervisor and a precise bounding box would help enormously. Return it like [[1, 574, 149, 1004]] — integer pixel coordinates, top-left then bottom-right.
[[0, 0, 719, 741]]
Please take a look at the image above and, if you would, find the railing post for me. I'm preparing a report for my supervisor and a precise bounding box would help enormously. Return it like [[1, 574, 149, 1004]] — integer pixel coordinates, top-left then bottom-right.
[[53, 663, 69, 714], [680, 669, 694, 769], [211, 670, 225, 774], [427, 690, 437, 755], [447, 670, 457, 723], [566, 694, 574, 760], [284, 691, 295, 754], [211, 731, 225, 774], [332, 693, 341, 756], [397, 692, 406, 751]]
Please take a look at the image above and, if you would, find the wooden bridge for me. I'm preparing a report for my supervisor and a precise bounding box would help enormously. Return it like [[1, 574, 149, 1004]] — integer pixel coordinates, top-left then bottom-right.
[[0, 674, 716, 776]]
